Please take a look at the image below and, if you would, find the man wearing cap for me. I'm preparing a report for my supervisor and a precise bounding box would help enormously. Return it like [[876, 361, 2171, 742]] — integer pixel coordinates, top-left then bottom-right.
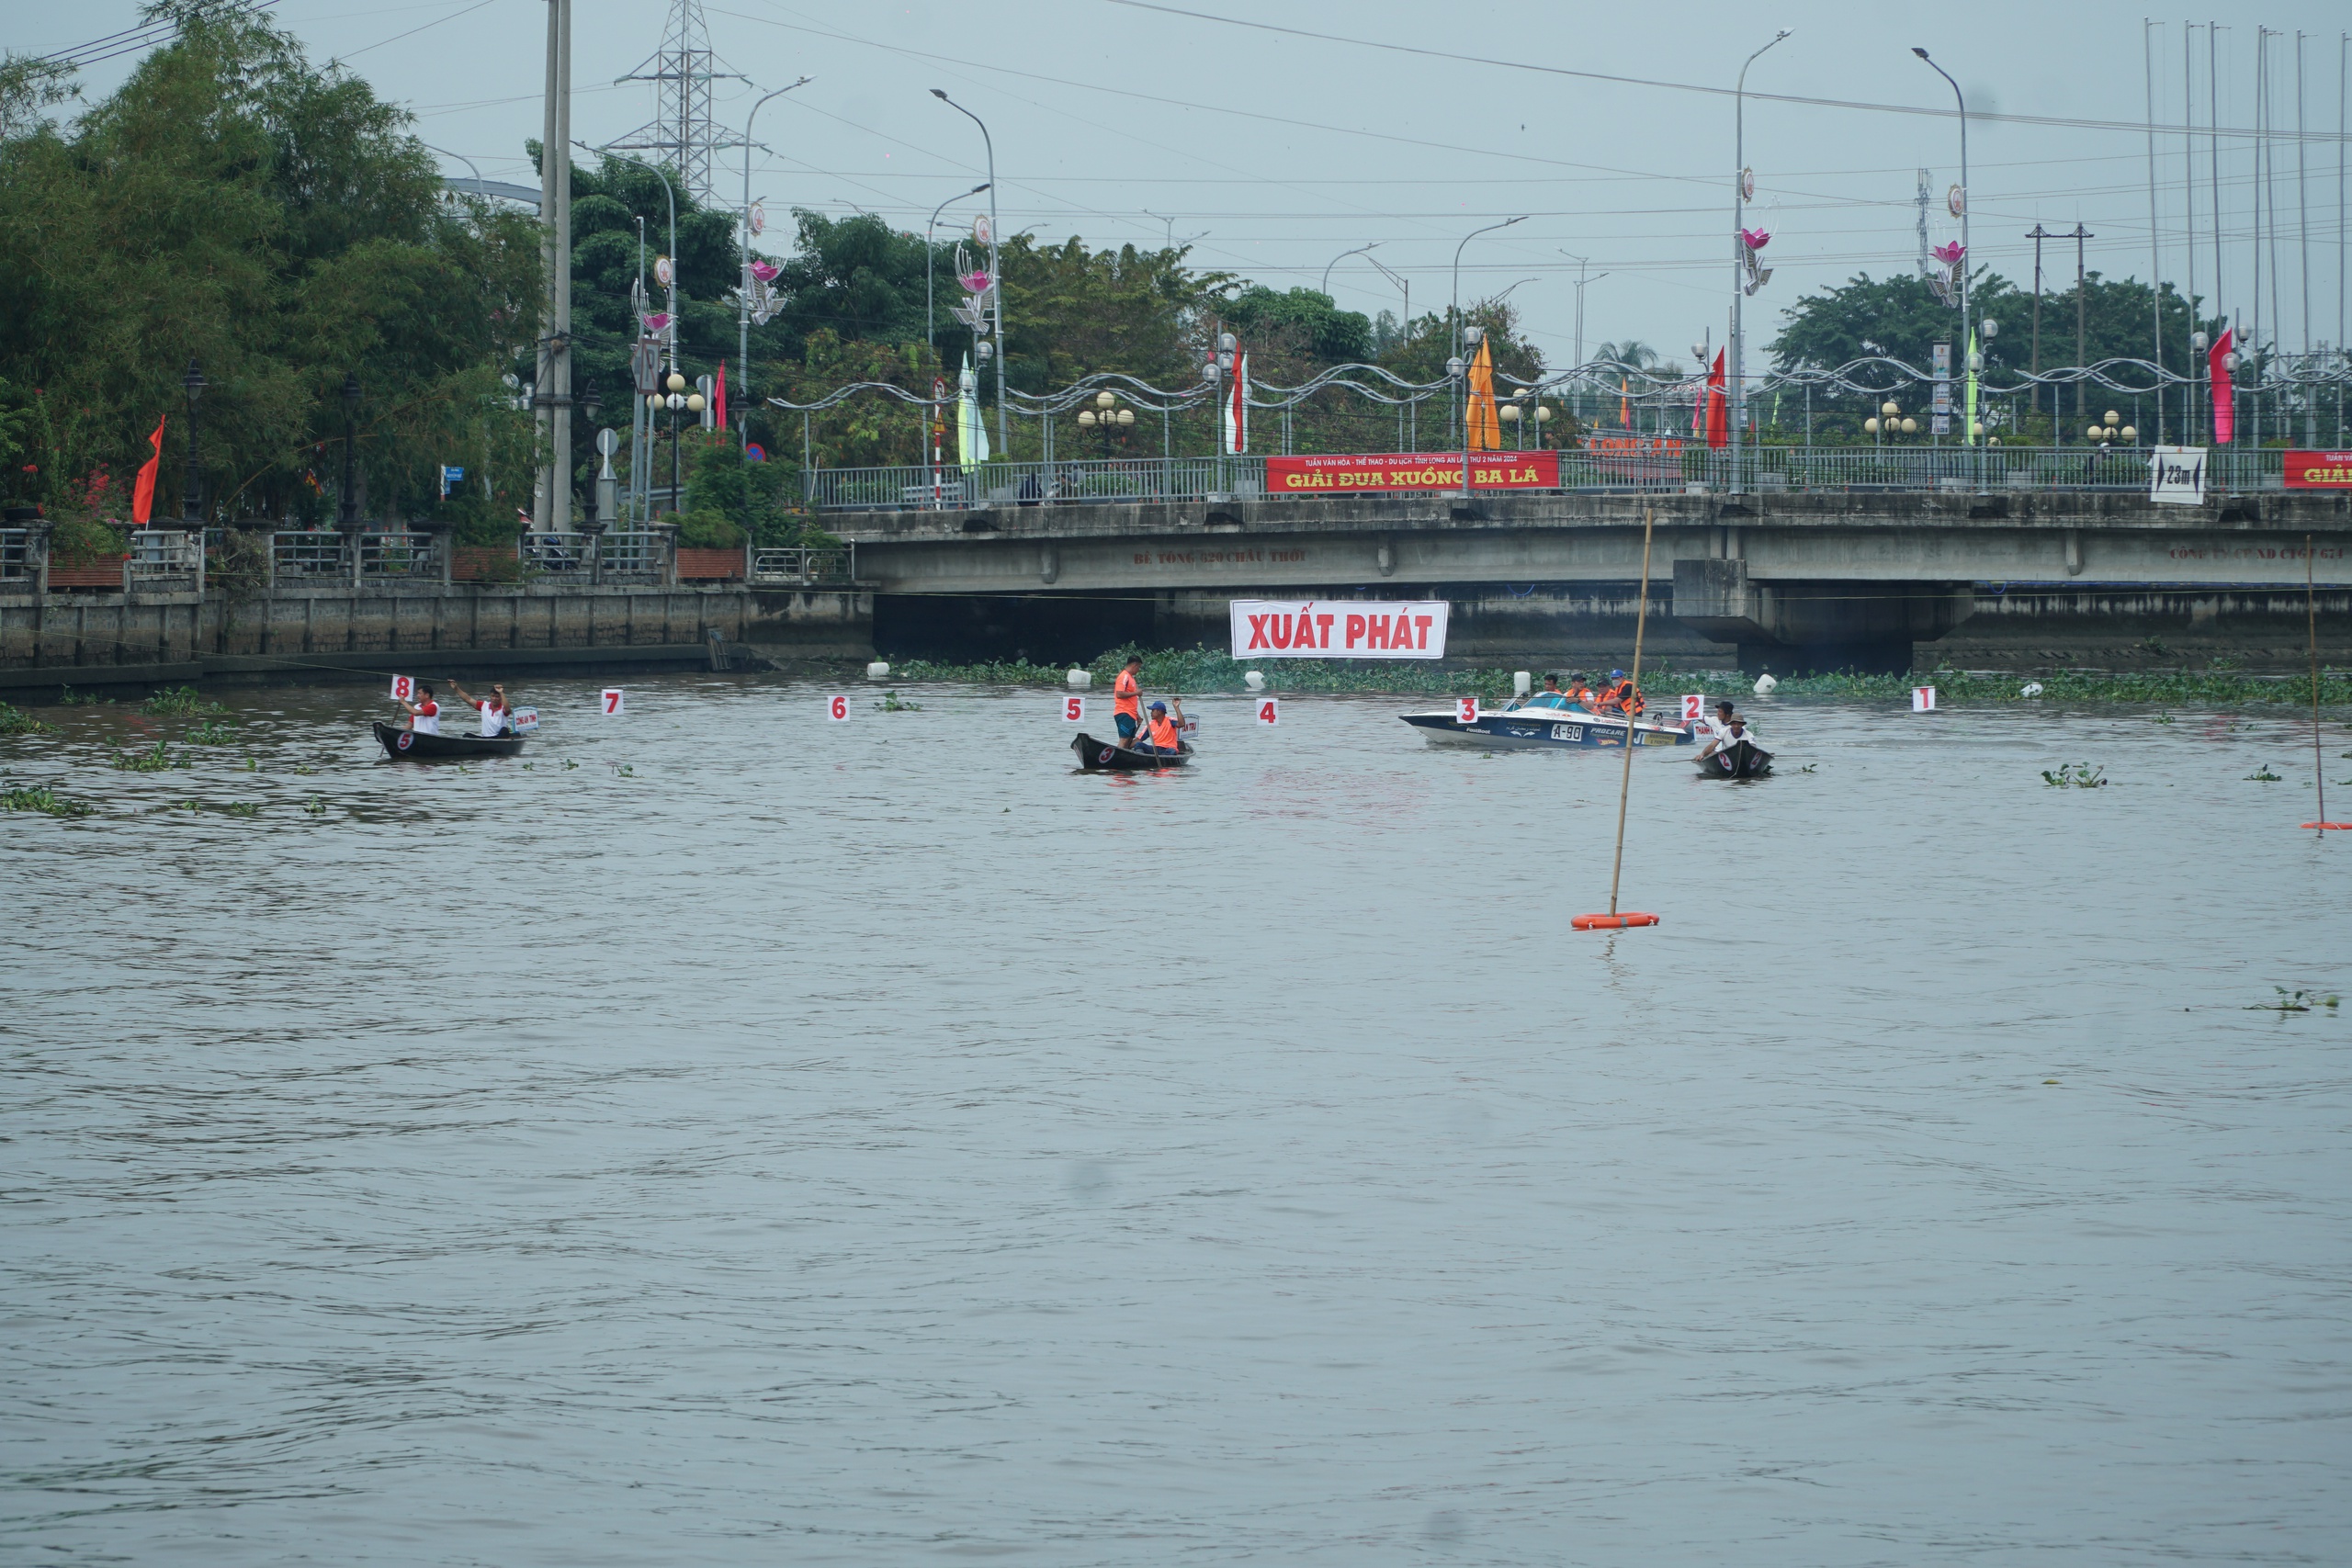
[[1694, 699, 1738, 761], [1113, 654, 1145, 742], [1134, 697, 1185, 754]]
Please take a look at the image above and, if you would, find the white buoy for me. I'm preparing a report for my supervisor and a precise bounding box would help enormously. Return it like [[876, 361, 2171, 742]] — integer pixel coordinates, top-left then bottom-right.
[[2020, 682, 2044, 698], [1513, 671, 1532, 698], [1753, 671, 1779, 696], [1066, 669, 1093, 689], [1243, 671, 1265, 692], [865, 660, 890, 681]]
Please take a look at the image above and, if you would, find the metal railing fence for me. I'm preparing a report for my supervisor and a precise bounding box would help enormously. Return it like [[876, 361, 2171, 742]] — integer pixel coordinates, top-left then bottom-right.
[[594, 531, 663, 581], [0, 529, 27, 581], [271, 530, 347, 578], [519, 531, 593, 573], [799, 446, 2291, 512], [748, 546, 855, 586], [128, 529, 201, 588], [359, 531, 435, 578]]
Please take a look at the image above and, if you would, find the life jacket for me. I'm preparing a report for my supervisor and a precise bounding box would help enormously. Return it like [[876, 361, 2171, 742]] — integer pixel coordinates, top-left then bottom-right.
[[1114, 670, 1142, 718], [1621, 682, 1645, 716], [1146, 715, 1180, 750]]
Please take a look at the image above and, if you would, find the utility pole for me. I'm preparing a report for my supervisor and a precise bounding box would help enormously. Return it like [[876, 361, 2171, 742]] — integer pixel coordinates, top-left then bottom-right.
[[2069, 222, 2094, 432], [532, 0, 573, 532], [2027, 223, 2051, 431]]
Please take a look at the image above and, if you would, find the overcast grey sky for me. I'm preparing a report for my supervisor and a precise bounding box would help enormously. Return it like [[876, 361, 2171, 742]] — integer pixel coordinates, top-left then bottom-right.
[[30, 0, 2352, 368]]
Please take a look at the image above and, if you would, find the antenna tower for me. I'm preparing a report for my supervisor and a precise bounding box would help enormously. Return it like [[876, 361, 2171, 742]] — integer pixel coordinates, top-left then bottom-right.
[[609, 0, 744, 204]]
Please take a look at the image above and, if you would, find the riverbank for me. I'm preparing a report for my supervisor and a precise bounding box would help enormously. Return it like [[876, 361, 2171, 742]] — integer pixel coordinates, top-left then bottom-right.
[[885, 646, 2352, 708]]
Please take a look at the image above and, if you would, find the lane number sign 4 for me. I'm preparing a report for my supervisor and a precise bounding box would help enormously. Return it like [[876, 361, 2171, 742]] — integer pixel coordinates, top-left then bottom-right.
[[1062, 696, 1085, 723], [601, 688, 625, 716], [390, 675, 413, 702], [827, 694, 851, 721], [1255, 698, 1279, 727]]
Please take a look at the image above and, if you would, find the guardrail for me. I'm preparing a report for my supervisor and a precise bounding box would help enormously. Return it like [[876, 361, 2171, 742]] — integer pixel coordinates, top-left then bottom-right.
[[0, 528, 27, 582], [800, 446, 2290, 512], [128, 529, 202, 591], [594, 531, 663, 582], [520, 531, 593, 573], [272, 530, 347, 579], [748, 546, 855, 587], [359, 530, 435, 579]]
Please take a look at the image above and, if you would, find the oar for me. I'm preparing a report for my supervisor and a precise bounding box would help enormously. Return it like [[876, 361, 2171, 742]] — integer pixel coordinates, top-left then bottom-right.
[[1576, 506, 1660, 931]]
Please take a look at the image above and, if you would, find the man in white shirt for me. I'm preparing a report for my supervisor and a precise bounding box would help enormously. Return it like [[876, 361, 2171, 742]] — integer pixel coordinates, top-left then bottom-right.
[[396, 683, 441, 735], [1693, 699, 1737, 760], [447, 679, 513, 738]]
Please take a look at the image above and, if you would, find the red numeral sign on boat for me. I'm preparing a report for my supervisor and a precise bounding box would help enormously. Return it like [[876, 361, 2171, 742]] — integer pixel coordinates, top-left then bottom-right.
[[1062, 695, 1084, 723], [601, 688, 625, 716], [1682, 694, 1704, 723], [1455, 695, 1479, 725], [390, 674, 413, 702], [1255, 698, 1279, 727], [827, 694, 851, 722]]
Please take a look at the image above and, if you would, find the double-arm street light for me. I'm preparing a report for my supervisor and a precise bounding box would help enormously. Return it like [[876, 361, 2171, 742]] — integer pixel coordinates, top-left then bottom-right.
[[1322, 242, 1379, 297], [930, 90, 1006, 455], [927, 181, 992, 353], [739, 76, 813, 443], [1452, 215, 1526, 497], [1914, 47, 1974, 481], [1730, 28, 1792, 497]]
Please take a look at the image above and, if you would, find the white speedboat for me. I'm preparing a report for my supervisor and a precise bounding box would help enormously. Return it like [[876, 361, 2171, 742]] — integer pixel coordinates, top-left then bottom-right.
[[1399, 693, 1695, 751]]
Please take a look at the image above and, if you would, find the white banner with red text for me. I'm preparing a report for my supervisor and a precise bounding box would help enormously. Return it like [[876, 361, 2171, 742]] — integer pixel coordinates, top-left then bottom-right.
[[1229, 599, 1449, 660]]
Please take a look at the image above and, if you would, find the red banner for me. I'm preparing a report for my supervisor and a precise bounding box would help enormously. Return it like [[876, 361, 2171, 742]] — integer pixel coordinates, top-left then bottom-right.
[[2283, 450, 2352, 489], [1263, 451, 1559, 495]]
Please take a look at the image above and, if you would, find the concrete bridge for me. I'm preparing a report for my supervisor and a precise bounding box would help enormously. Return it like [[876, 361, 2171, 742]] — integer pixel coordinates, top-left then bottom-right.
[[834, 489, 2352, 672]]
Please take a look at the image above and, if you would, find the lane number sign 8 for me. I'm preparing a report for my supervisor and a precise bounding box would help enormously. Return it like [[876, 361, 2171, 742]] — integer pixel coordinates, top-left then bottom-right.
[[601, 688, 625, 716], [1681, 694, 1704, 723], [1455, 696, 1479, 725], [1062, 695, 1085, 723], [827, 694, 851, 721], [1255, 698, 1279, 727], [390, 674, 413, 702]]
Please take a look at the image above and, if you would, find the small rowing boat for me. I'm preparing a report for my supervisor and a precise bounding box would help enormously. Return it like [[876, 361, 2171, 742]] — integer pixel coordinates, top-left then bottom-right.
[[1071, 731, 1193, 771], [1695, 738, 1773, 779], [373, 720, 526, 760], [1398, 694, 1692, 751]]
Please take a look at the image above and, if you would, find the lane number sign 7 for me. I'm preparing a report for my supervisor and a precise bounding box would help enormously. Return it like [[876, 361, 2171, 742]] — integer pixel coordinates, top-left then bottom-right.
[[1255, 697, 1279, 727], [827, 694, 851, 721], [1455, 695, 1479, 725], [390, 674, 413, 702], [1062, 695, 1085, 723], [601, 688, 625, 716]]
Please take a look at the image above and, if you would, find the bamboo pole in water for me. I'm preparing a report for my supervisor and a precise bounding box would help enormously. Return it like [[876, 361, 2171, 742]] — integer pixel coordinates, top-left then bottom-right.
[[2310, 534, 2328, 829], [1606, 506, 1655, 915]]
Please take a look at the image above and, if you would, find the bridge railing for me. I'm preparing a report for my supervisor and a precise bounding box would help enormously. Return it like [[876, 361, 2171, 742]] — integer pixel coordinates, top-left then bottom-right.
[[801, 446, 2289, 512], [748, 545, 855, 587]]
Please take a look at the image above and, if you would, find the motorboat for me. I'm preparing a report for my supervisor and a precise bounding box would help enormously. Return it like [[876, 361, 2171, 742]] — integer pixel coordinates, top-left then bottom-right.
[[1398, 693, 1694, 751]]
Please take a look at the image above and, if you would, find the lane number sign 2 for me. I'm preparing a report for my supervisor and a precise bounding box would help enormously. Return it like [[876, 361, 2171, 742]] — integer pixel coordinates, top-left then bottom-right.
[[1455, 696, 1479, 725], [390, 675, 413, 702], [601, 688, 625, 716], [1681, 694, 1704, 723], [1911, 686, 1937, 713], [1255, 698, 1279, 727], [1062, 695, 1085, 723], [827, 694, 852, 722]]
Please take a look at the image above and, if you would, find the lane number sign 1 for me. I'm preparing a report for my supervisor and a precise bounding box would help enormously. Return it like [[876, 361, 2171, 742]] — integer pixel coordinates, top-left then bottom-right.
[[1912, 686, 1937, 713], [827, 694, 852, 722], [1455, 696, 1479, 725], [390, 674, 413, 702], [1062, 695, 1085, 723], [1255, 698, 1279, 727], [1682, 694, 1705, 723], [601, 688, 625, 716]]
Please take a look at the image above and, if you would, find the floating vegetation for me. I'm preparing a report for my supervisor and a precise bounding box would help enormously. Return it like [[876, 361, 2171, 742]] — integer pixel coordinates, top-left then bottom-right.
[[2154, 713, 2176, 724], [2041, 762, 2108, 788], [2248, 987, 2341, 1013], [171, 798, 201, 812], [1, 784, 93, 817], [243, 756, 259, 772], [561, 758, 578, 770], [56, 687, 113, 705], [186, 720, 238, 746], [874, 690, 922, 712], [111, 739, 192, 773], [303, 794, 325, 815], [1798, 763, 1819, 773], [141, 685, 226, 716], [612, 763, 635, 777], [222, 801, 260, 818], [2245, 766, 2282, 782], [0, 702, 54, 735], [292, 763, 314, 775]]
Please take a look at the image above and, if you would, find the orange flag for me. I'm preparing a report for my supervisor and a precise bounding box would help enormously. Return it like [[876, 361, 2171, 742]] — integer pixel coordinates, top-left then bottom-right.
[[130, 415, 165, 524], [1464, 337, 1501, 451]]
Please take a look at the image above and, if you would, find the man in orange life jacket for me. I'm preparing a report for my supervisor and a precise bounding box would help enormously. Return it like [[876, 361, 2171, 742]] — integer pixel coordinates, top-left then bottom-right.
[[1596, 669, 1645, 717], [1134, 698, 1185, 754], [1113, 654, 1145, 742]]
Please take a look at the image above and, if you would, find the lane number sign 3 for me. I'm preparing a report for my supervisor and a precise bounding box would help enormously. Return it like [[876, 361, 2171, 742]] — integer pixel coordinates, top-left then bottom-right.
[[1255, 698, 1279, 727], [390, 675, 413, 702], [1455, 696, 1479, 725], [1062, 696, 1085, 723], [827, 694, 851, 721], [1681, 694, 1704, 723], [601, 688, 625, 716]]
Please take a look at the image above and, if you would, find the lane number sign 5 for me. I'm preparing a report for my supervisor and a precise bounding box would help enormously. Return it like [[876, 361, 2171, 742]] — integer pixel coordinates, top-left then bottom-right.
[[1062, 696, 1085, 723], [827, 694, 852, 721], [1455, 696, 1479, 725], [601, 688, 625, 716], [1255, 698, 1279, 727], [390, 675, 413, 702]]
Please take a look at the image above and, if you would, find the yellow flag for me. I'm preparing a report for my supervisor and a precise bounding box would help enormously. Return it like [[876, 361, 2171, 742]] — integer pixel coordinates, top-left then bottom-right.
[[1465, 337, 1501, 451]]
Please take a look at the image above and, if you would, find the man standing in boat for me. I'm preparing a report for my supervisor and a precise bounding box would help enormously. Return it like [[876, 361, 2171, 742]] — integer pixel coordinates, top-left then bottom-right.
[[447, 679, 514, 739], [394, 682, 442, 735], [1113, 654, 1146, 743]]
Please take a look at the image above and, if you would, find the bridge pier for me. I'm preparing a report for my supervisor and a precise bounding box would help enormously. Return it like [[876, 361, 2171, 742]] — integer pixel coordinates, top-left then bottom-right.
[[1672, 558, 1976, 675]]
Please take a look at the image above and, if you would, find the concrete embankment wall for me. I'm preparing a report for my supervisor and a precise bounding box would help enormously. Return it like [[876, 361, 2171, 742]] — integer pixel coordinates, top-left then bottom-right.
[[0, 584, 878, 690]]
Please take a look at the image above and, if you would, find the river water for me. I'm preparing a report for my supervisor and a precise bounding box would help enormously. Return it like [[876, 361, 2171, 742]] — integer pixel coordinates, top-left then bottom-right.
[[5, 676, 2348, 1566]]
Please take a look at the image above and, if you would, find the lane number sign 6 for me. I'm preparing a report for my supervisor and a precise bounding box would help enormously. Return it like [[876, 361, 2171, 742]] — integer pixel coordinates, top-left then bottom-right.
[[1062, 695, 1085, 723], [827, 694, 852, 721], [1255, 698, 1279, 727], [600, 688, 625, 716], [1455, 695, 1479, 725]]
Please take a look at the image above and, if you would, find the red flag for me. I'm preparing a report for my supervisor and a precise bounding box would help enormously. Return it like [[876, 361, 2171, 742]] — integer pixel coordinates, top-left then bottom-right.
[[131, 415, 165, 525], [1704, 349, 1728, 450], [2207, 328, 2234, 445], [713, 358, 728, 433]]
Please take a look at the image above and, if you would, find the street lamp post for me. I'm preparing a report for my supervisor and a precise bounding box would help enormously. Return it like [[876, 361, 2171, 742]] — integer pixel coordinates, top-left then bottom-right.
[[1731, 30, 1792, 498], [926, 181, 992, 355], [740, 77, 813, 446], [180, 360, 206, 525], [337, 371, 360, 528], [1321, 242, 1378, 297], [1914, 47, 1973, 484], [1562, 251, 1608, 423], [1367, 254, 1413, 448], [930, 91, 1005, 456], [1452, 215, 1525, 497]]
